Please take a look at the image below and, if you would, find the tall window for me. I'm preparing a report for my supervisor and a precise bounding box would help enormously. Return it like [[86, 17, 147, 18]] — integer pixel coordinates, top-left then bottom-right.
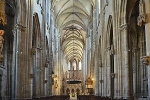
[[72, 60, 76, 70], [68, 61, 70, 70]]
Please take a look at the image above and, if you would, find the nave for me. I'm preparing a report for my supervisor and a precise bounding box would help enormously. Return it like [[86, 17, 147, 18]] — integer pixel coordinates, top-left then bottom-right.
[[0, 0, 150, 100]]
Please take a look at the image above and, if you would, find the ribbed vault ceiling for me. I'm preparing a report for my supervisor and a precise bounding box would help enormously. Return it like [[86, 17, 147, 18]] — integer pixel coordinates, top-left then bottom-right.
[[52, 0, 95, 61]]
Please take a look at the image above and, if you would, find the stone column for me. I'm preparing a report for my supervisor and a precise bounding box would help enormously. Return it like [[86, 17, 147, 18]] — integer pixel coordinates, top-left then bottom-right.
[[93, 29, 99, 95], [138, 0, 150, 99], [82, 49, 86, 94], [49, 16, 53, 96], [144, 0, 150, 55], [49, 53, 52, 96], [141, 56, 150, 99], [12, 24, 26, 99], [86, 29, 91, 78], [45, 57, 49, 96], [94, 46, 99, 96], [120, 24, 130, 99]]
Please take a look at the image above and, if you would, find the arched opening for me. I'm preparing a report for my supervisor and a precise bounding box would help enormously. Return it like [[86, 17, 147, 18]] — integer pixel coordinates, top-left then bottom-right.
[[109, 21, 114, 99], [66, 88, 70, 95], [71, 89, 75, 94], [72, 60, 77, 70], [98, 36, 102, 95], [44, 37, 50, 95], [31, 13, 42, 98], [4, 2, 15, 98], [107, 16, 114, 99], [76, 88, 80, 95], [128, 0, 147, 98]]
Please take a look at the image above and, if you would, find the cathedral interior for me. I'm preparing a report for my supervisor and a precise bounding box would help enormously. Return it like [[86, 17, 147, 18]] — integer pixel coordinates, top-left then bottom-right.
[[0, 0, 150, 100]]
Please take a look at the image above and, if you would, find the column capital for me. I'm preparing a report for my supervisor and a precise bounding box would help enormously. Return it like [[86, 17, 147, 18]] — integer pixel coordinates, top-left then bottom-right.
[[110, 73, 115, 78], [109, 44, 114, 55], [100, 80, 104, 83], [13, 24, 26, 32], [137, 14, 147, 26], [30, 74, 34, 78], [119, 24, 131, 31], [31, 48, 36, 55], [45, 63, 49, 68], [141, 56, 150, 65]]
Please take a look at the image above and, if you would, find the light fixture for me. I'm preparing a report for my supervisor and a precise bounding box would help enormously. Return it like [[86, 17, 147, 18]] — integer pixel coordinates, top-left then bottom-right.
[[54, 80, 58, 88], [85, 77, 93, 94], [52, 74, 58, 88], [85, 77, 93, 88]]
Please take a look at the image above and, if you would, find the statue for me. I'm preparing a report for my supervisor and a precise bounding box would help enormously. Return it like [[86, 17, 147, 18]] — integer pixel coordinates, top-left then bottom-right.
[[65, 71, 68, 78]]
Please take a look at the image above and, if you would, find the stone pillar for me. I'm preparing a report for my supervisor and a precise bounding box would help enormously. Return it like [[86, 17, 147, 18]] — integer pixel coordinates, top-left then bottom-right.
[[141, 56, 150, 98], [138, 0, 150, 99], [44, 57, 49, 96], [12, 24, 26, 99], [82, 49, 87, 94], [120, 24, 130, 99], [144, 0, 150, 55], [94, 51, 99, 96], [86, 32, 91, 77], [49, 53, 53, 96], [49, 18, 53, 96], [93, 32, 99, 95]]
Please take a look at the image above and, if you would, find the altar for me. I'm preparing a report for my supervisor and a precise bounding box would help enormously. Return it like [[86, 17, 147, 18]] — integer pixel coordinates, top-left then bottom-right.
[[70, 93, 77, 100], [70, 97, 77, 100]]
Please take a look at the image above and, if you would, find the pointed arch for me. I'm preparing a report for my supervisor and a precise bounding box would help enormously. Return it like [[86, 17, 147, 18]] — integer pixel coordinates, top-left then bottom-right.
[[126, 0, 139, 23], [106, 15, 114, 98], [106, 15, 113, 46], [32, 13, 42, 48], [31, 13, 42, 97]]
